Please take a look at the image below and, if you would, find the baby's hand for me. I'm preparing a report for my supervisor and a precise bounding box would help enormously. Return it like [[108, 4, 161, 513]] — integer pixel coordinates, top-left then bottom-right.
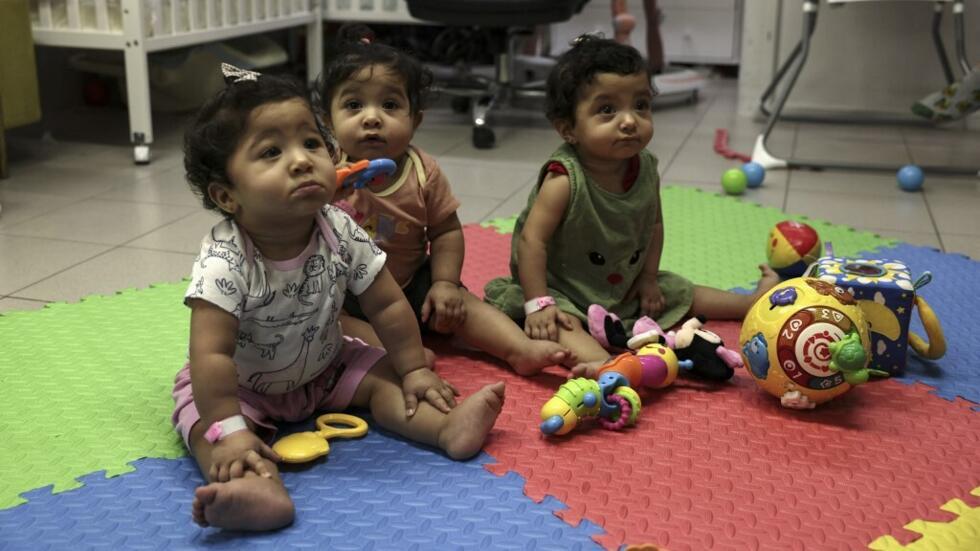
[[401, 367, 460, 416], [207, 429, 280, 482], [421, 281, 466, 333], [524, 306, 575, 342], [627, 274, 666, 318]]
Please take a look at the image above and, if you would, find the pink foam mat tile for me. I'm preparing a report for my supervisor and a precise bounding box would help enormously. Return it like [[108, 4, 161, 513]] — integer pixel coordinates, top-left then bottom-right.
[[429, 340, 980, 551]]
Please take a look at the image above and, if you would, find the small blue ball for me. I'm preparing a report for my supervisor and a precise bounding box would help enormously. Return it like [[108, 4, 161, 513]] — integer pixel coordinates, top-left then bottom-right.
[[897, 164, 924, 192], [741, 162, 766, 188]]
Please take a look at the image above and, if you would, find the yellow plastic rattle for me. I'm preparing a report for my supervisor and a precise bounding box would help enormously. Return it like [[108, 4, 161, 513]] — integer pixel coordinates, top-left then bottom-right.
[[272, 413, 368, 464]]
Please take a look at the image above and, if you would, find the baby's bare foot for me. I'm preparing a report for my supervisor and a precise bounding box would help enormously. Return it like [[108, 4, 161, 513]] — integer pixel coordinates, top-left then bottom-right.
[[438, 382, 505, 460], [192, 474, 294, 531], [509, 341, 575, 376]]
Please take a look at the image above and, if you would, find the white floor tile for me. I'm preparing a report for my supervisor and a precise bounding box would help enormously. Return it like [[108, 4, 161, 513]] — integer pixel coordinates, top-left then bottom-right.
[[1, 162, 128, 200], [2, 198, 197, 245], [791, 138, 911, 166], [926, 194, 980, 235], [95, 165, 200, 207], [483, 182, 534, 222], [922, 175, 980, 198], [795, 122, 907, 144], [0, 234, 110, 295], [0, 189, 78, 231], [664, 136, 790, 186], [125, 210, 226, 254], [789, 169, 911, 198], [908, 142, 980, 172], [454, 193, 501, 225], [0, 297, 49, 313], [865, 228, 942, 249], [941, 234, 980, 260], [438, 158, 538, 200], [785, 189, 934, 233], [14, 247, 195, 302], [444, 127, 563, 164]]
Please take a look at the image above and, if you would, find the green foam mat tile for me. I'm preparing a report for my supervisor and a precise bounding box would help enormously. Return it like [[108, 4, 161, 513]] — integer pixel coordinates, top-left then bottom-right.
[[0, 283, 190, 509], [481, 215, 518, 235], [483, 186, 896, 291]]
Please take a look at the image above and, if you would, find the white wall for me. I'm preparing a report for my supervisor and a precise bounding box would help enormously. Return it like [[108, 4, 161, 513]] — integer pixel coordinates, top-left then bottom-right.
[[738, 0, 980, 123]]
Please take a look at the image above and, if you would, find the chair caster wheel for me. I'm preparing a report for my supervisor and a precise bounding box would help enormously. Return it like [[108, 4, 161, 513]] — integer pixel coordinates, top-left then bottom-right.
[[473, 126, 495, 149]]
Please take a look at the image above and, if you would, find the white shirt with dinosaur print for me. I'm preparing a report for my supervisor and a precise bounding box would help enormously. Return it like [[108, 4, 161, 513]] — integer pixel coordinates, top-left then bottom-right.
[[185, 206, 386, 395]]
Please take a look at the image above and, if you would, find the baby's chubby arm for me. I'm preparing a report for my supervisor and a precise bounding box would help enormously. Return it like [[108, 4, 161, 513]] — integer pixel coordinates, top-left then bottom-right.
[[188, 299, 280, 481], [626, 199, 666, 317], [423, 212, 466, 332], [358, 267, 460, 416], [517, 172, 576, 341]]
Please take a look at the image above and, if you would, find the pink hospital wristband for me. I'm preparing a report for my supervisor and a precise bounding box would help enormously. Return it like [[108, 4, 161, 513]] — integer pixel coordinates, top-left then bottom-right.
[[524, 296, 557, 316]]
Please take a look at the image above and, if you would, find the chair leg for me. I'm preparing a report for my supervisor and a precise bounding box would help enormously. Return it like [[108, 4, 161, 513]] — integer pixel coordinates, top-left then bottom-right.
[[472, 95, 496, 149], [470, 47, 510, 149]]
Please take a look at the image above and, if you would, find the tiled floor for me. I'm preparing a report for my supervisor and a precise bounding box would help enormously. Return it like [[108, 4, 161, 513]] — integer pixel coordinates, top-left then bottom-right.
[[1, 77, 978, 312]]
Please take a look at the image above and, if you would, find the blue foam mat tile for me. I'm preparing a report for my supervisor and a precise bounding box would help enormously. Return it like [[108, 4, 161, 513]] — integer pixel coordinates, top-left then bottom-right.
[[869, 243, 980, 410], [0, 421, 604, 550]]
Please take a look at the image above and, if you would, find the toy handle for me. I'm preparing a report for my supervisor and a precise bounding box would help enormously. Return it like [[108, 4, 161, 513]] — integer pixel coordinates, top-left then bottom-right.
[[314, 413, 369, 440], [908, 296, 946, 360], [335, 160, 371, 189], [336, 158, 397, 190]]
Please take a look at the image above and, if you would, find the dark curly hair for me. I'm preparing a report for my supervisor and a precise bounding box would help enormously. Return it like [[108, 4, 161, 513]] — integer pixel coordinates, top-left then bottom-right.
[[183, 72, 329, 215], [545, 34, 650, 125], [316, 24, 433, 118]]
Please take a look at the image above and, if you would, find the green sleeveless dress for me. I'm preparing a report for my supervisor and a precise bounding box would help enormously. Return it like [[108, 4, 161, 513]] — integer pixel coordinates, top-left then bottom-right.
[[484, 144, 693, 331]]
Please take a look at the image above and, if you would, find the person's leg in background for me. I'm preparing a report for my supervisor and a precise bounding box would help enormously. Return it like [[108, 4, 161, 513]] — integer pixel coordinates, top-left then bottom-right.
[[611, 1, 636, 44], [643, 0, 664, 74], [610, 1, 664, 74]]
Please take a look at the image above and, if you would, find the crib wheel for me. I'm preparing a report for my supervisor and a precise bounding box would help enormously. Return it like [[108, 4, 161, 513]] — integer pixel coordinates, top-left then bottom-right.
[[133, 132, 151, 165]]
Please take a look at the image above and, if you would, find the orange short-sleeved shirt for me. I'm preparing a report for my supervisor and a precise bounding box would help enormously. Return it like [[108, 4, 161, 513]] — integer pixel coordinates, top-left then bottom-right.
[[337, 146, 460, 288]]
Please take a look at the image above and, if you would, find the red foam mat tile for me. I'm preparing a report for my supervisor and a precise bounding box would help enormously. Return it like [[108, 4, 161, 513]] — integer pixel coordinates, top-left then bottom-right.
[[433, 345, 980, 550], [461, 225, 511, 300], [455, 224, 980, 550]]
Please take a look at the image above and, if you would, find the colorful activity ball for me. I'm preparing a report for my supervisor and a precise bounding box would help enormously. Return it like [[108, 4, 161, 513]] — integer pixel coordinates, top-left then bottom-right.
[[896, 164, 924, 192], [741, 162, 766, 188], [766, 220, 822, 278], [739, 277, 872, 409], [721, 168, 747, 195]]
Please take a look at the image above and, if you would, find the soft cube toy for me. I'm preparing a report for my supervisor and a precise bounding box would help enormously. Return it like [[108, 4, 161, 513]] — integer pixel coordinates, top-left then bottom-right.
[[807, 257, 946, 374]]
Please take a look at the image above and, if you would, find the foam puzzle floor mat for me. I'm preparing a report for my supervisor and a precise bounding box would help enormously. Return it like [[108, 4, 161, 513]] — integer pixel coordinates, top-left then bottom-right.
[[0, 424, 604, 550], [2, 187, 978, 550], [881, 243, 980, 409], [869, 486, 980, 551]]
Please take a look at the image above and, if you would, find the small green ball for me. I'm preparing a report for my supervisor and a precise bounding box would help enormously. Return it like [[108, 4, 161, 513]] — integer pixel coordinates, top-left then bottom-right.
[[721, 168, 748, 195]]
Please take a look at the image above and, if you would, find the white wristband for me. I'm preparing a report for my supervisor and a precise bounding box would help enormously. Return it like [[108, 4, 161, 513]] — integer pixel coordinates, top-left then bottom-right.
[[524, 296, 557, 316]]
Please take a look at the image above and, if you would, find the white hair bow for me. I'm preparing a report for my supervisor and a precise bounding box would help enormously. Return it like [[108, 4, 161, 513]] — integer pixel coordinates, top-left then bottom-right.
[[221, 63, 260, 84]]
